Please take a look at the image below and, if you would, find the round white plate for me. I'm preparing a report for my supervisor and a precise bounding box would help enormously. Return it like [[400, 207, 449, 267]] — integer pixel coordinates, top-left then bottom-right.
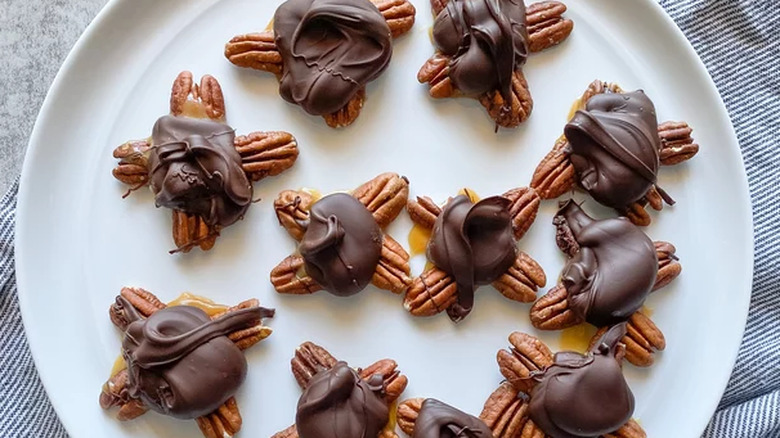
[[17, 0, 752, 437]]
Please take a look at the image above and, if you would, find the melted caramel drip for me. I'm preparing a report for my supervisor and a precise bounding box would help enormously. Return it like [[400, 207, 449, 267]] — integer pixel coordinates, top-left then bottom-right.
[[458, 188, 480, 203], [302, 187, 323, 202], [558, 324, 598, 352], [639, 305, 654, 317], [167, 293, 230, 317], [110, 355, 126, 377], [567, 95, 587, 121], [408, 225, 432, 257], [180, 100, 210, 119]]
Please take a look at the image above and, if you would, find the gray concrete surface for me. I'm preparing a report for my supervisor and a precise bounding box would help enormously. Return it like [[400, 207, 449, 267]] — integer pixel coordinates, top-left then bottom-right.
[[0, 0, 108, 195]]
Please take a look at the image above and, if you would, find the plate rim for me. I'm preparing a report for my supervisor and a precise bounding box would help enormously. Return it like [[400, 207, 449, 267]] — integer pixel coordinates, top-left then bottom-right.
[[15, 0, 754, 436]]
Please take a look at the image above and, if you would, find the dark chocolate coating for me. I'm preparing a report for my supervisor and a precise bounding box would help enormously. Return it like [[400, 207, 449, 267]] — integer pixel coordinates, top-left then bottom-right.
[[296, 361, 388, 438], [432, 0, 528, 102], [149, 115, 252, 227], [529, 324, 634, 438], [121, 299, 274, 419], [564, 91, 661, 210], [557, 200, 657, 327], [428, 195, 516, 321], [273, 0, 392, 116], [413, 398, 493, 438], [299, 193, 383, 296]]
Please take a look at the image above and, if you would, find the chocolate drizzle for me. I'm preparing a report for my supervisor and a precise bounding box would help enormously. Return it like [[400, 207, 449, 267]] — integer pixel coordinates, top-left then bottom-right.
[[428, 195, 516, 322], [119, 297, 274, 419], [274, 0, 393, 115], [557, 200, 657, 327], [413, 399, 492, 438], [529, 324, 634, 438], [295, 361, 389, 438], [432, 0, 528, 103], [149, 115, 252, 227], [299, 193, 383, 296], [564, 90, 664, 210]]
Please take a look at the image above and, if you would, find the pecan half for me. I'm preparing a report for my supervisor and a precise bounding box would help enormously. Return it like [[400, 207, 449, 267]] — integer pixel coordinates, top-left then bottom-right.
[[654, 241, 681, 291], [417, 53, 456, 99], [478, 70, 534, 128], [323, 88, 366, 128], [234, 131, 299, 182], [480, 383, 545, 438], [604, 419, 647, 438], [372, 235, 412, 294], [99, 369, 144, 419], [529, 283, 584, 330], [644, 186, 664, 211], [274, 190, 315, 241], [291, 342, 339, 389], [109, 287, 166, 330], [270, 255, 324, 295], [404, 267, 458, 316], [112, 140, 151, 189], [170, 72, 226, 120], [502, 187, 541, 240], [622, 201, 652, 227], [225, 31, 283, 75], [658, 121, 698, 166], [590, 312, 665, 368], [397, 398, 425, 435], [196, 397, 242, 438], [497, 332, 554, 393], [492, 252, 546, 304], [552, 210, 579, 257], [530, 135, 576, 200], [527, 1, 574, 53], [371, 0, 416, 38], [171, 210, 219, 254], [360, 358, 409, 403], [352, 172, 410, 228], [407, 196, 441, 230]]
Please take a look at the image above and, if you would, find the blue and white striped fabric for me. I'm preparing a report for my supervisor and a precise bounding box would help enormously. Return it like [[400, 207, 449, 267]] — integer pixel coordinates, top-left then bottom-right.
[[1, 0, 778, 436]]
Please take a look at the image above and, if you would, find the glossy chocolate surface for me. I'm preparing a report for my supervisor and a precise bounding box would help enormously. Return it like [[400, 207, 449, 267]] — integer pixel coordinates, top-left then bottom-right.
[[149, 115, 251, 227], [296, 361, 388, 438], [413, 398, 492, 438], [557, 200, 657, 326], [274, 0, 392, 115], [428, 195, 516, 321], [299, 193, 383, 296], [565, 91, 661, 210]]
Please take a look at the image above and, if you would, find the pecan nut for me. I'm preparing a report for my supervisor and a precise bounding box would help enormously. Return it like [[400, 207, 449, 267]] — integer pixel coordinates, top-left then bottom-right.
[[417, 53, 456, 99], [654, 241, 681, 291], [171, 210, 219, 254], [112, 139, 151, 185], [372, 235, 412, 294], [497, 332, 554, 393], [234, 131, 299, 182], [478, 69, 534, 128], [225, 31, 283, 76], [404, 267, 458, 316], [658, 121, 698, 166], [396, 398, 424, 435], [371, 0, 416, 38], [530, 135, 576, 200], [270, 255, 324, 295], [552, 210, 579, 257], [291, 341, 339, 389], [492, 252, 546, 304], [360, 358, 409, 403], [323, 88, 366, 128], [170, 72, 226, 120], [407, 196, 442, 230], [110, 287, 166, 329], [527, 1, 574, 53], [501, 187, 541, 240], [622, 201, 652, 227], [274, 190, 315, 241], [352, 172, 410, 228], [590, 311, 665, 368], [529, 283, 584, 330], [480, 382, 545, 438], [196, 397, 242, 438]]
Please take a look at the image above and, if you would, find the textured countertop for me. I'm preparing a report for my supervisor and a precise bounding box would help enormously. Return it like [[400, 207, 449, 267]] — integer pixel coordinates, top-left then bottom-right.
[[0, 0, 108, 194]]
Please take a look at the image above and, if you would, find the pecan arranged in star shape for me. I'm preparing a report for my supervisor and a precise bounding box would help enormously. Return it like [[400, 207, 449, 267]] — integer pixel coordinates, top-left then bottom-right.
[[530, 80, 699, 226], [418, 1, 573, 128], [271, 341, 409, 438], [271, 173, 412, 296], [225, 0, 416, 128], [529, 201, 682, 367], [404, 187, 546, 322], [99, 287, 273, 438], [111, 71, 299, 253]]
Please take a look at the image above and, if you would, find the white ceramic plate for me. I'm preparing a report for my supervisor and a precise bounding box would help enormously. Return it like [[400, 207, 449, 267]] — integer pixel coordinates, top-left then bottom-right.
[[17, 0, 752, 436]]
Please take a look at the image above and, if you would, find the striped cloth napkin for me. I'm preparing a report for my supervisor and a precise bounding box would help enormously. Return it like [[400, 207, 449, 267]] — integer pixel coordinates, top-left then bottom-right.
[[1, 0, 777, 436]]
